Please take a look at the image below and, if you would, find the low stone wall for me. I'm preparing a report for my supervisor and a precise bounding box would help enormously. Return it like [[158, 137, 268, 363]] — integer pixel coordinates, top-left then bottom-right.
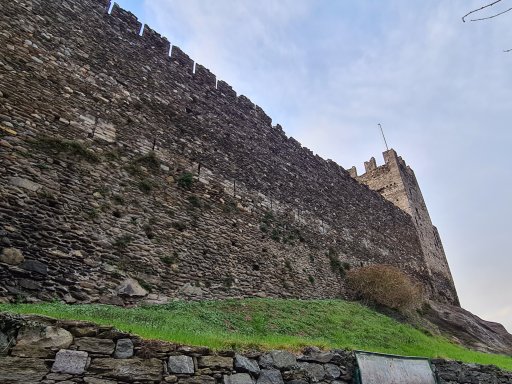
[[1, 313, 511, 384]]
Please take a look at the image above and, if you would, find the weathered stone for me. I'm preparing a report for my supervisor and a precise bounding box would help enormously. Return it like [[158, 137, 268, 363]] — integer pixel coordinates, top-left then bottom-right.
[[324, 363, 341, 379], [89, 357, 162, 381], [19, 278, 41, 290], [179, 282, 204, 296], [199, 355, 233, 369], [51, 349, 89, 374], [0, 357, 49, 383], [0, 247, 24, 265], [235, 353, 261, 375], [11, 326, 73, 358], [298, 349, 334, 363], [257, 369, 284, 384], [0, 330, 12, 356], [261, 350, 296, 370], [114, 338, 134, 358], [9, 176, 42, 192], [20, 259, 48, 275], [224, 373, 255, 384], [168, 355, 194, 374], [75, 337, 115, 355], [298, 362, 325, 382], [117, 278, 148, 297]]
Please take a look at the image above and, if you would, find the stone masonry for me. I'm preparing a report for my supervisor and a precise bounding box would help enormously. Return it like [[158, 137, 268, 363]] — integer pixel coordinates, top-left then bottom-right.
[[350, 150, 458, 305], [0, 0, 457, 305], [1, 313, 510, 384]]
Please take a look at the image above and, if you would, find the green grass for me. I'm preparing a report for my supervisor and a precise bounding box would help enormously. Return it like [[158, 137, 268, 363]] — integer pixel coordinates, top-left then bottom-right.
[[1, 299, 511, 370]]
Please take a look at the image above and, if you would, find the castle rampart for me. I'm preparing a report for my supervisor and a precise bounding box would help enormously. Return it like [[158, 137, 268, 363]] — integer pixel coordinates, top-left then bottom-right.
[[0, 0, 456, 305]]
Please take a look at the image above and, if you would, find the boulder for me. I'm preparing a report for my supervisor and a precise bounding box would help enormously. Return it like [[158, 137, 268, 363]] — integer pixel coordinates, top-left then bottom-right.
[[117, 278, 147, 297], [168, 355, 195, 374], [0, 248, 24, 265], [425, 301, 512, 355], [89, 358, 162, 381], [114, 338, 134, 359], [11, 325, 73, 358], [0, 357, 48, 383], [51, 349, 90, 374], [75, 337, 115, 355]]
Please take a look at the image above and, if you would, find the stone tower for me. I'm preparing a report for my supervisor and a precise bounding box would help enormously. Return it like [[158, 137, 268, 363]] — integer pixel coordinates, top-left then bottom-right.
[[349, 149, 459, 305]]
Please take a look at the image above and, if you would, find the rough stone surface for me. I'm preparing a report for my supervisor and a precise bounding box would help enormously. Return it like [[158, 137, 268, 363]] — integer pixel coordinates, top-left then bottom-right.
[[168, 355, 195, 374], [0, 247, 24, 265], [0, 357, 49, 383], [51, 349, 90, 374], [117, 278, 148, 297], [224, 373, 255, 384], [268, 350, 297, 369], [75, 337, 115, 355], [114, 338, 134, 359], [298, 362, 325, 382], [257, 369, 285, 384], [89, 358, 163, 381], [199, 355, 233, 369], [235, 353, 261, 375], [11, 325, 73, 358]]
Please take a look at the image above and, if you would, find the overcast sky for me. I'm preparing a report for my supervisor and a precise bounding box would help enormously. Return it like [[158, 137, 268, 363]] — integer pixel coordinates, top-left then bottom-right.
[[112, 0, 512, 332]]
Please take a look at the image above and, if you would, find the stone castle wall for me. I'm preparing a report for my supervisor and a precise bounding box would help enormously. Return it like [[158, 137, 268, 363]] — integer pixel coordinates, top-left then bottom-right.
[[0, 0, 453, 304], [351, 150, 458, 304], [1, 313, 510, 384]]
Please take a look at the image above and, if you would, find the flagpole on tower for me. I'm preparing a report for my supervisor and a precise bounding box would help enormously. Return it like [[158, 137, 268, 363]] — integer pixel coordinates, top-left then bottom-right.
[[378, 123, 389, 151]]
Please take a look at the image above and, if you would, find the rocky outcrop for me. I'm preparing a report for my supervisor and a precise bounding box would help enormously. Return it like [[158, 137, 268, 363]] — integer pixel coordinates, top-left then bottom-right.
[[0, 313, 511, 384], [425, 302, 512, 355]]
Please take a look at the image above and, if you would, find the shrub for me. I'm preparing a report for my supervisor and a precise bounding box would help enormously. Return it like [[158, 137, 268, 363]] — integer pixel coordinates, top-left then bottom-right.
[[138, 179, 153, 194], [113, 234, 133, 249], [346, 264, 422, 311], [177, 172, 194, 189], [133, 152, 160, 173], [187, 195, 201, 208]]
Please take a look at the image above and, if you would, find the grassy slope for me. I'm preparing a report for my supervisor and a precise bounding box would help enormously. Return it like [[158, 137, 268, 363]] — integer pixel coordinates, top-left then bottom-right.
[[1, 299, 511, 371]]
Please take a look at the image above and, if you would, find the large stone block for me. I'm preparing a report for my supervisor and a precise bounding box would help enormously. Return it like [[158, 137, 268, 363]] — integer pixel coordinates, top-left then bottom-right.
[[75, 337, 115, 355], [11, 325, 73, 358], [199, 355, 233, 369], [89, 357, 163, 381], [235, 353, 261, 375], [168, 355, 195, 374], [114, 338, 134, 358], [51, 349, 90, 374], [0, 357, 49, 383]]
